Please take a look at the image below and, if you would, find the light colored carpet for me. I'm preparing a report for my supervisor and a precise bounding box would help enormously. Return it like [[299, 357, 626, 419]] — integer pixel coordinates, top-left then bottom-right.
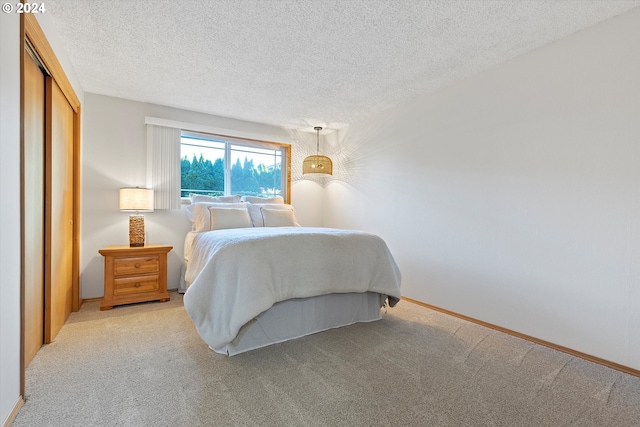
[[13, 292, 640, 426]]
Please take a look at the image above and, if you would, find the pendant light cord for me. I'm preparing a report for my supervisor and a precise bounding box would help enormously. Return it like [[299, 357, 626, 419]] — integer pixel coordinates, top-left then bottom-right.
[[314, 126, 322, 155]]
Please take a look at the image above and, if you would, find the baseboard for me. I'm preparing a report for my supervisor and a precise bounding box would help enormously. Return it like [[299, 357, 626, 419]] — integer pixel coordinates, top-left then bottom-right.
[[402, 297, 640, 378], [2, 396, 24, 427], [81, 289, 179, 307]]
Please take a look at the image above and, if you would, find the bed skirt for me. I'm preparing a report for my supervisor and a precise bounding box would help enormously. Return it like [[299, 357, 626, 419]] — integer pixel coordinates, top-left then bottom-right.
[[212, 292, 385, 356]]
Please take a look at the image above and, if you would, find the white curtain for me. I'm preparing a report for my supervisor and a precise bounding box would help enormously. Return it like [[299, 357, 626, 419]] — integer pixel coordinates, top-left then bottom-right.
[[146, 125, 181, 209]]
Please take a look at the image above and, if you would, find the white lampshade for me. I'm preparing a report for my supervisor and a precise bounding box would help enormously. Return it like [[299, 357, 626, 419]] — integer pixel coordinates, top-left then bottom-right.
[[119, 187, 154, 212]]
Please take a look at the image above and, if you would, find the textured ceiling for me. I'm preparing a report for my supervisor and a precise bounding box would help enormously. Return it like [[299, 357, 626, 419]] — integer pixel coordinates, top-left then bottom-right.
[[47, 0, 639, 131]]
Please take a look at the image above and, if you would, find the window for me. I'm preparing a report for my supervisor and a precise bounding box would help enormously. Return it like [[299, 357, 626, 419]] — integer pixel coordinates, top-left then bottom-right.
[[180, 131, 290, 202]]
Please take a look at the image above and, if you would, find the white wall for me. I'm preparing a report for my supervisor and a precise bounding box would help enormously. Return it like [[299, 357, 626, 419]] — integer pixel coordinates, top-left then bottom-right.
[[80, 94, 323, 298], [0, 12, 22, 426], [324, 9, 640, 370]]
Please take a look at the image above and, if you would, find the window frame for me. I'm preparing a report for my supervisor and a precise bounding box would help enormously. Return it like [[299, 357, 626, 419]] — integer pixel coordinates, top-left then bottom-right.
[[180, 130, 291, 203]]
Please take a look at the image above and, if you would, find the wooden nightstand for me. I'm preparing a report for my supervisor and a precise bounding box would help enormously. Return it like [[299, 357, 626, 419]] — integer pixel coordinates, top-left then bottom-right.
[[99, 244, 173, 310]]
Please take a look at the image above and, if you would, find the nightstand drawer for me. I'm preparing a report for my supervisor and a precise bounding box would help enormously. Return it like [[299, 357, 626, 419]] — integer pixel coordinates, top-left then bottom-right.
[[114, 275, 159, 295], [113, 256, 159, 276]]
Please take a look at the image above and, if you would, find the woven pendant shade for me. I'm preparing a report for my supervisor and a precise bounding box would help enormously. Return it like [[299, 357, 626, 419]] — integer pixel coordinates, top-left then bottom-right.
[[303, 154, 333, 175], [303, 127, 333, 176]]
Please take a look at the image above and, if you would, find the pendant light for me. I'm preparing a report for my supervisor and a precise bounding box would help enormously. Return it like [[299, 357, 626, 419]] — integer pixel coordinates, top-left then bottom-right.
[[302, 126, 333, 175]]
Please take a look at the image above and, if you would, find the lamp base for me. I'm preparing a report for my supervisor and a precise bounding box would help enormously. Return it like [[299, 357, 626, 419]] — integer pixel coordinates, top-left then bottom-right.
[[129, 214, 145, 247]]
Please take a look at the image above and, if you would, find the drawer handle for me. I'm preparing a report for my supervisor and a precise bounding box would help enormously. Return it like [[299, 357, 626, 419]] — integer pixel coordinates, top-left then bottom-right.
[[134, 282, 141, 288], [135, 263, 140, 268]]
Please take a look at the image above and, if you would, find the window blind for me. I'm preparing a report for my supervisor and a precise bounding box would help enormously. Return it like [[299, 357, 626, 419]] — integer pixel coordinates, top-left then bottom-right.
[[146, 124, 181, 209]]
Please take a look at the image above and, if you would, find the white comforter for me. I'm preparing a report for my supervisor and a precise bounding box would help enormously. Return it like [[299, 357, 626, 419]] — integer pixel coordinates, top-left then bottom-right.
[[183, 227, 402, 350]]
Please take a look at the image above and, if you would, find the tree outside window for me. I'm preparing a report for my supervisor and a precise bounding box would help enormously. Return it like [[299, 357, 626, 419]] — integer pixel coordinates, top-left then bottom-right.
[[180, 133, 286, 200]]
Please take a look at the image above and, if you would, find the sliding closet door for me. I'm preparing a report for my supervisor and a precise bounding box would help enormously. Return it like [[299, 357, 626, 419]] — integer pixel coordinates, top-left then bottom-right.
[[45, 78, 74, 342], [23, 50, 46, 367]]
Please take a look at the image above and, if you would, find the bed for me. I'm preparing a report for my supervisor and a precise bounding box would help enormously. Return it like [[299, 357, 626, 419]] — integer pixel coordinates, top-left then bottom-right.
[[181, 196, 402, 355]]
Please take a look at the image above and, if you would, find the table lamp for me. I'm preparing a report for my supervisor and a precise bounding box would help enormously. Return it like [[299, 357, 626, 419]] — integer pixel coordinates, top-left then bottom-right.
[[119, 187, 154, 247]]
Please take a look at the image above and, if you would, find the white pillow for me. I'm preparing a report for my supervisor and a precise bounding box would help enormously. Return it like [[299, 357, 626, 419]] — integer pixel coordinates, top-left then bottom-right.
[[243, 196, 284, 204], [190, 194, 241, 204], [185, 199, 245, 223], [189, 202, 248, 232], [261, 208, 300, 227], [247, 203, 295, 227], [208, 207, 251, 230]]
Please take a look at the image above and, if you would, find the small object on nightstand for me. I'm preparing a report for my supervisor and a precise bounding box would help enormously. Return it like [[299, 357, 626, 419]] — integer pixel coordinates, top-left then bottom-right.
[[119, 187, 154, 247], [99, 244, 172, 310]]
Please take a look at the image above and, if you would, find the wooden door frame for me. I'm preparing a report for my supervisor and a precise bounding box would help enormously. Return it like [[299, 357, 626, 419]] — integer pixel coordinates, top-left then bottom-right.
[[20, 13, 81, 397]]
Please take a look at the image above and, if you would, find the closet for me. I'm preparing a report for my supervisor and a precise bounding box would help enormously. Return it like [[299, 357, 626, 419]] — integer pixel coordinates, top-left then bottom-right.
[[21, 14, 80, 378]]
